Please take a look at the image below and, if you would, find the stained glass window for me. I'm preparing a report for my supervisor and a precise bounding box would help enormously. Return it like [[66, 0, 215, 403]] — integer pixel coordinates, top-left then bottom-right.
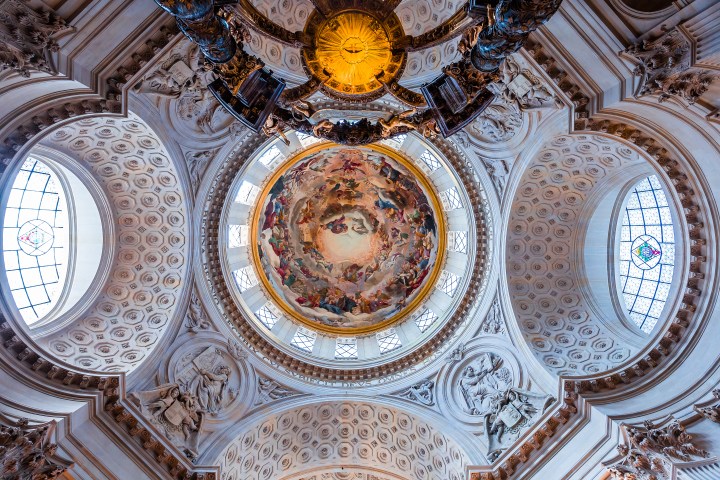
[[419, 149, 442, 173], [618, 175, 675, 333], [3, 159, 69, 323], [297, 132, 322, 149], [380, 133, 407, 150], [257, 145, 284, 169], [437, 270, 460, 297], [235, 180, 260, 205], [440, 187, 462, 210], [233, 265, 259, 292], [255, 303, 279, 329], [414, 308, 438, 333]]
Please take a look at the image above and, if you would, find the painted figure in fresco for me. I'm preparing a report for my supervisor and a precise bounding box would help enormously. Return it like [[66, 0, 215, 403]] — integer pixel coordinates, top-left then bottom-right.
[[256, 148, 441, 329], [322, 215, 348, 234]]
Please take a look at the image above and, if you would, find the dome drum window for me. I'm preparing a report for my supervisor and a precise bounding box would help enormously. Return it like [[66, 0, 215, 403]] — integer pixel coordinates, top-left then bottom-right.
[[221, 131, 483, 367]]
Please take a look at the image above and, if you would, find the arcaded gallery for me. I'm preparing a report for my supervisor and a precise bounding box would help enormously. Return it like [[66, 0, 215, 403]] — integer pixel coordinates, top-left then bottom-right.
[[0, 0, 719, 479]]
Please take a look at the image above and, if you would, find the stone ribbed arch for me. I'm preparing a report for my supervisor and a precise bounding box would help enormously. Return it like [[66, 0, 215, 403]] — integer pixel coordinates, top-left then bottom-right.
[[506, 133, 648, 376], [27, 112, 189, 372]]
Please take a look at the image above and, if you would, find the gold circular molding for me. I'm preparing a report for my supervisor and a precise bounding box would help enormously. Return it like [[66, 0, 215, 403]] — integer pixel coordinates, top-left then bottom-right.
[[249, 142, 446, 335], [302, 10, 407, 101]]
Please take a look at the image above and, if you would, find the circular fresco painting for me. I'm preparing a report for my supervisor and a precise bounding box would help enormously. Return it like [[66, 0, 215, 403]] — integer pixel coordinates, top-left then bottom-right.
[[252, 145, 445, 333]]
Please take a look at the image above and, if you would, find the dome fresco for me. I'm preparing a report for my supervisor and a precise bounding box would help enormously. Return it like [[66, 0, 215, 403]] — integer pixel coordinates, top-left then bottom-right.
[[252, 144, 445, 333]]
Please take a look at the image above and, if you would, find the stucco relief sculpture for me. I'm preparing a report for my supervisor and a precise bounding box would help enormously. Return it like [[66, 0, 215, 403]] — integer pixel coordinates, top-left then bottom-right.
[[694, 389, 720, 423], [398, 379, 436, 406], [484, 388, 554, 461], [625, 28, 717, 105], [458, 353, 512, 416], [0, 0, 67, 77], [255, 377, 298, 405], [0, 418, 71, 480], [607, 419, 710, 480], [135, 43, 232, 136], [185, 291, 213, 332], [132, 346, 237, 459]]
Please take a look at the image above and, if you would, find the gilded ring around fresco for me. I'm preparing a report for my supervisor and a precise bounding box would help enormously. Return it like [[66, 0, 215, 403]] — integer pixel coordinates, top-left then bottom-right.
[[250, 143, 446, 334]]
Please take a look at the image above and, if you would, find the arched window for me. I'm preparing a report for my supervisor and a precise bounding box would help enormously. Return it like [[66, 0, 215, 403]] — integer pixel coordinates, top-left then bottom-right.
[[3, 158, 69, 323], [617, 175, 675, 333], [2, 156, 105, 326]]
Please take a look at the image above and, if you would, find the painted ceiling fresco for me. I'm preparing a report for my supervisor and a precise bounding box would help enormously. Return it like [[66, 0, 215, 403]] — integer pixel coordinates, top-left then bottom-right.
[[253, 145, 444, 333]]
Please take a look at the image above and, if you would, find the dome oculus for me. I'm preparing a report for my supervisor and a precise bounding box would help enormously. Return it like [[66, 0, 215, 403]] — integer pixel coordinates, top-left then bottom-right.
[[251, 144, 445, 334], [302, 11, 406, 100]]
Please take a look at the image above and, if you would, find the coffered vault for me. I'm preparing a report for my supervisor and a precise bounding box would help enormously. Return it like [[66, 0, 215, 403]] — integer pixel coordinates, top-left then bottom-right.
[[0, 1, 719, 480]]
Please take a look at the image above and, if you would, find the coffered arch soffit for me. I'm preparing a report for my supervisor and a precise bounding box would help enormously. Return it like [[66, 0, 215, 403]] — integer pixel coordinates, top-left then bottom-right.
[[214, 398, 479, 480], [26, 113, 190, 373], [506, 133, 658, 377]]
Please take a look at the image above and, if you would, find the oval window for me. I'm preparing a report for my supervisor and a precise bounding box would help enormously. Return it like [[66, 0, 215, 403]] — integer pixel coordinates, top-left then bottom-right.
[[617, 175, 675, 333], [3, 156, 104, 326]]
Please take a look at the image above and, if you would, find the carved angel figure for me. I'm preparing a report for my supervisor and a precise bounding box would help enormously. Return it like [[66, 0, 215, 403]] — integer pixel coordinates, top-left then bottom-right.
[[400, 380, 435, 406]]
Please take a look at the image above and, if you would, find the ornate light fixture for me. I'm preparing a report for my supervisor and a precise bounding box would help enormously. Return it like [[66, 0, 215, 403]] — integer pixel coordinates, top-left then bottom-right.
[[154, 0, 562, 145]]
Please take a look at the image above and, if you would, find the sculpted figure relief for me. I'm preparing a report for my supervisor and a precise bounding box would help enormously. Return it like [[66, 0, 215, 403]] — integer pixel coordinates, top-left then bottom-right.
[[484, 388, 553, 461], [131, 346, 237, 459], [607, 419, 710, 480], [131, 384, 205, 460], [458, 353, 512, 416], [189, 365, 231, 415], [399, 379, 435, 406]]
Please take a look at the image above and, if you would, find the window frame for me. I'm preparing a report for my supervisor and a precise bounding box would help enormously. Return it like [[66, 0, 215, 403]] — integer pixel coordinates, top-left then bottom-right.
[[0, 148, 112, 333]]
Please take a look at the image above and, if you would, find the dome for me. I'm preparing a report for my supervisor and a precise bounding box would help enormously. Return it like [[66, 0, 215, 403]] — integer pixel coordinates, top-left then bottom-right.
[[219, 131, 489, 371], [0, 1, 719, 480]]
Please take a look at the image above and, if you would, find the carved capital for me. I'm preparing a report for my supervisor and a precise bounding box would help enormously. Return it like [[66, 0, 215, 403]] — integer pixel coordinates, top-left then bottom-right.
[[625, 28, 718, 104], [0, 0, 67, 77]]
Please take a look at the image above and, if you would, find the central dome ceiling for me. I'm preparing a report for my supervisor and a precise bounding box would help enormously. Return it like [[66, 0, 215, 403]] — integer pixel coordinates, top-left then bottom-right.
[[252, 145, 444, 334]]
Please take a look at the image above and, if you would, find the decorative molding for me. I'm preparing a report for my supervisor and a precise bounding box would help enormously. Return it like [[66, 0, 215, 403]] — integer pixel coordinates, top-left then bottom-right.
[[624, 28, 718, 104], [523, 38, 591, 130], [0, 0, 68, 77], [606, 419, 711, 479], [0, 417, 72, 480], [694, 389, 720, 423], [219, 401, 471, 480], [396, 379, 435, 407]]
